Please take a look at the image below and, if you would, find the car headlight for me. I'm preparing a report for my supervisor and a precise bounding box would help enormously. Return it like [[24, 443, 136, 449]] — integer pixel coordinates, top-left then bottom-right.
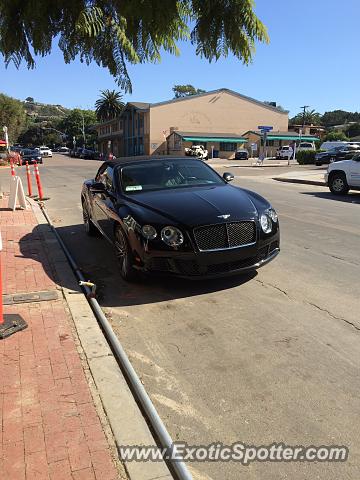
[[267, 208, 278, 223], [161, 226, 184, 246], [260, 213, 272, 234], [142, 225, 157, 240]]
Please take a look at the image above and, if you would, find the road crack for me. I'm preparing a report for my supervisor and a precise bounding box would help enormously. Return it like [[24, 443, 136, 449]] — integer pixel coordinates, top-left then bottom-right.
[[255, 279, 289, 296], [168, 343, 185, 356], [308, 302, 360, 332], [256, 280, 360, 332]]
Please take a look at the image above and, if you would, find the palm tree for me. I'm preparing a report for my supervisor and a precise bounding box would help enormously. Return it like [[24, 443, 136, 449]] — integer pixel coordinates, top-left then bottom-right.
[[95, 90, 125, 121], [303, 109, 322, 125]]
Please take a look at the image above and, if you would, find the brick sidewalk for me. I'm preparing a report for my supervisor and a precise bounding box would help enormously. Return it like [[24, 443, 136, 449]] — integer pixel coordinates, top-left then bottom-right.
[[0, 199, 122, 480]]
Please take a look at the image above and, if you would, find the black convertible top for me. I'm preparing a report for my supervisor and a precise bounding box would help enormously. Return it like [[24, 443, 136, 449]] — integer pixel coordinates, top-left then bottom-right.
[[104, 156, 195, 169]]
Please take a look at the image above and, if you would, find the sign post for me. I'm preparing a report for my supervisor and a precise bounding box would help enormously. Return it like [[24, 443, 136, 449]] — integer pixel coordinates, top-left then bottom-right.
[[258, 126, 273, 160]]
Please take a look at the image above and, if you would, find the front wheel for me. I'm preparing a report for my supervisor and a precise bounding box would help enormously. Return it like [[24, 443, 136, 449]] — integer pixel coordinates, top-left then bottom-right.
[[114, 227, 138, 281], [329, 157, 336, 163], [329, 173, 349, 195]]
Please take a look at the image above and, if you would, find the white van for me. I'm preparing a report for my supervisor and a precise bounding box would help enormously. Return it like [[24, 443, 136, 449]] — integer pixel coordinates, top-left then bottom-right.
[[297, 142, 316, 152]]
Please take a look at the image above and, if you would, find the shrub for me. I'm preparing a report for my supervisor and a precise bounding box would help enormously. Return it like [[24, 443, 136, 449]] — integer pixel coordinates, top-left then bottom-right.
[[297, 150, 316, 164]]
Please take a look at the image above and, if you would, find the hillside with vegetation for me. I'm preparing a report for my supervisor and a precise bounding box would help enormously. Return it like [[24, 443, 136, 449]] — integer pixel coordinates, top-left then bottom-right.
[[1, 93, 96, 147]]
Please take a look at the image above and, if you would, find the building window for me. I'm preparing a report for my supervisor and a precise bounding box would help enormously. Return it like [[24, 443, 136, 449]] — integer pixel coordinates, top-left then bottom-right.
[[220, 142, 237, 151]]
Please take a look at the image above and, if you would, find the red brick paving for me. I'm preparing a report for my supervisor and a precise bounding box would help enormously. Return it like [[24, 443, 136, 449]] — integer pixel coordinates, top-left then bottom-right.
[[0, 198, 120, 479]]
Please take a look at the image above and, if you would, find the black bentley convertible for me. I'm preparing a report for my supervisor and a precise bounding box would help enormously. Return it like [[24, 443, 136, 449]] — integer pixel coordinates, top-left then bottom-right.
[[81, 158, 280, 280]]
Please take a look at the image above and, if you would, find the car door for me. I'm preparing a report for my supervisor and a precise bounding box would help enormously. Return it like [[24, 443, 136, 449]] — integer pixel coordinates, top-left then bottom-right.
[[349, 155, 360, 187], [93, 165, 118, 242]]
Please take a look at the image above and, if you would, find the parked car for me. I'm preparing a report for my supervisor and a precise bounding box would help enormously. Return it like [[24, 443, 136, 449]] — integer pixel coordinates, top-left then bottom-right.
[[20, 148, 43, 165], [79, 148, 96, 159], [234, 149, 249, 160], [315, 144, 360, 166], [36, 146, 52, 157], [325, 153, 360, 195], [58, 146, 70, 153], [297, 142, 316, 152], [184, 145, 209, 160], [276, 146, 293, 159], [10, 145, 23, 153], [71, 147, 84, 158], [81, 158, 280, 281]]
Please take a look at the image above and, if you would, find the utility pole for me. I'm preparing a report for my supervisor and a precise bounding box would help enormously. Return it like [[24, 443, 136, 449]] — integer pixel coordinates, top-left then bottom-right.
[[81, 112, 86, 146], [300, 105, 310, 129]]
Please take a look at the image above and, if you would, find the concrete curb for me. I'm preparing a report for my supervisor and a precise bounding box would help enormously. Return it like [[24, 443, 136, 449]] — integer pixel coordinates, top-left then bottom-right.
[[28, 198, 173, 480], [273, 177, 326, 187]]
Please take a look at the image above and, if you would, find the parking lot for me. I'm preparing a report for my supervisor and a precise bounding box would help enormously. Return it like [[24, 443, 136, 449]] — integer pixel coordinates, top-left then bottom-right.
[[1, 154, 359, 480]]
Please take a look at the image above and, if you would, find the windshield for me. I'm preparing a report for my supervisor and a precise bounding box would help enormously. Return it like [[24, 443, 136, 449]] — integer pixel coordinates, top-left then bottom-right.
[[120, 160, 224, 193]]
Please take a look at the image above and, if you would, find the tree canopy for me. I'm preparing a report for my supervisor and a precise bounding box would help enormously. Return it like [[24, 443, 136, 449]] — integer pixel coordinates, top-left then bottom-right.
[[345, 123, 360, 139], [322, 131, 349, 142], [173, 84, 206, 98], [58, 109, 97, 145], [290, 109, 322, 126], [95, 90, 124, 121], [0, 93, 27, 143], [321, 110, 360, 128], [0, 0, 268, 92]]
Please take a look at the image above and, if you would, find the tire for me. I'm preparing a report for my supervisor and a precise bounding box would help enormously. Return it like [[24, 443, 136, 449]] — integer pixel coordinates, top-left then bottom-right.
[[82, 201, 99, 236], [329, 157, 336, 163], [114, 226, 138, 281], [329, 173, 349, 195]]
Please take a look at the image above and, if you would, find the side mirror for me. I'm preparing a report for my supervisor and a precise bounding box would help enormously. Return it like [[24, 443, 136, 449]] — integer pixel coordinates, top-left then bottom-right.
[[90, 182, 106, 193], [223, 172, 235, 182]]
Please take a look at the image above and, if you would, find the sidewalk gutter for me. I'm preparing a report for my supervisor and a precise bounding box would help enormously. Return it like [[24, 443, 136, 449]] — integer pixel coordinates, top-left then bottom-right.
[[273, 177, 326, 186], [28, 198, 173, 480]]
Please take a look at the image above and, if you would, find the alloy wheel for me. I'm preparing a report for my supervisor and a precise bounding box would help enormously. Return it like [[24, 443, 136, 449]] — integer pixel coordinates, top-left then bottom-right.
[[332, 178, 345, 192], [115, 229, 128, 274]]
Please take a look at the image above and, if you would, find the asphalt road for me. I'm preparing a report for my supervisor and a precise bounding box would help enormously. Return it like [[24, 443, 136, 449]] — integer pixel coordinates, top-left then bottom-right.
[[2, 155, 360, 480]]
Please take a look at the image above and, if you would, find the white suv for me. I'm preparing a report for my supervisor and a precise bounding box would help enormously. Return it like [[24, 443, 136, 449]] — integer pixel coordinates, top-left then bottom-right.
[[325, 153, 360, 194], [276, 146, 293, 159], [37, 146, 53, 157]]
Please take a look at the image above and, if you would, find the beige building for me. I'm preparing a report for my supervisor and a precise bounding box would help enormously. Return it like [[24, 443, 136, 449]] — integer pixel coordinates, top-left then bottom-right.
[[96, 88, 289, 159]]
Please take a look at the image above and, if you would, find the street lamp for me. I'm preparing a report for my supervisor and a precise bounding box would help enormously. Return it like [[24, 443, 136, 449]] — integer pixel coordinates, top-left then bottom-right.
[[2, 126, 9, 152]]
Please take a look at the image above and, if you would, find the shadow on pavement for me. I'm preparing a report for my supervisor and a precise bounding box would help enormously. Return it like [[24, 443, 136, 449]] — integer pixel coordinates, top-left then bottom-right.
[[19, 222, 257, 308], [300, 191, 360, 204]]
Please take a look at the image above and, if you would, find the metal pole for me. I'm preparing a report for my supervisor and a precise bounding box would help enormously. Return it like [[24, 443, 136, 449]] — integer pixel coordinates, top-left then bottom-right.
[[39, 205, 193, 480], [3, 126, 9, 153]]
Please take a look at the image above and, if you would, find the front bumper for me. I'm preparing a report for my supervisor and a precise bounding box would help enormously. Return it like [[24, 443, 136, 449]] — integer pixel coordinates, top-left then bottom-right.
[[140, 235, 280, 279], [324, 172, 329, 184]]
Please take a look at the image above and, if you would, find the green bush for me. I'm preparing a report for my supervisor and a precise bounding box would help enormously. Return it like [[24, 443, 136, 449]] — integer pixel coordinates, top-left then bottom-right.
[[297, 150, 316, 164]]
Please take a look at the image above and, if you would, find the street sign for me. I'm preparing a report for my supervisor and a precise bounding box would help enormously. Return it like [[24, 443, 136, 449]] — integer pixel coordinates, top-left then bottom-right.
[[258, 125, 273, 131]]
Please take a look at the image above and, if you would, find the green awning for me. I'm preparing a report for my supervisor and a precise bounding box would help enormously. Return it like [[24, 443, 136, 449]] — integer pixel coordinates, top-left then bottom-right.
[[182, 136, 247, 143], [266, 135, 320, 142]]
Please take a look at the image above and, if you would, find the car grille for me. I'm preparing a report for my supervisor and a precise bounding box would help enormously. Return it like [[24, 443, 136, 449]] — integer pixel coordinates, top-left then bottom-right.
[[193, 222, 256, 251], [146, 241, 279, 277]]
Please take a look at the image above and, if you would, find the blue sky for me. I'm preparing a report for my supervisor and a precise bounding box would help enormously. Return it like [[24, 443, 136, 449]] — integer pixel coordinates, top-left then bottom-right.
[[0, 0, 359, 117]]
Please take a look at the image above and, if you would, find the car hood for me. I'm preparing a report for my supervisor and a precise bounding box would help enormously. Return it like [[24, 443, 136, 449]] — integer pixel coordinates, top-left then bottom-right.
[[126, 185, 258, 227], [328, 159, 352, 169]]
